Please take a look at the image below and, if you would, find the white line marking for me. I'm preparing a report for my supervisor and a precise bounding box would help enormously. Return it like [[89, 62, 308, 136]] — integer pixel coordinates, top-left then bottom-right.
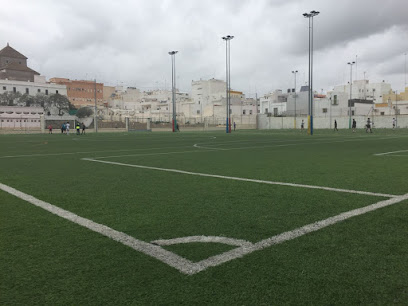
[[2, 181, 407, 275], [190, 192, 408, 274], [193, 143, 225, 150], [0, 182, 197, 275], [82, 158, 397, 198], [151, 236, 253, 247], [93, 135, 408, 160], [374, 149, 408, 156]]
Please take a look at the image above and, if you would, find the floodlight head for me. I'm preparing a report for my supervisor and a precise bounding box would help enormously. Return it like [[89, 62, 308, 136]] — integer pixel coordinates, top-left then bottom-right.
[[303, 13, 310, 17], [168, 51, 178, 55]]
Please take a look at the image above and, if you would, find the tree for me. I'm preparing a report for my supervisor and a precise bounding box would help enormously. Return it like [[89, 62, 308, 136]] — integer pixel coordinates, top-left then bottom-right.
[[45, 93, 72, 116], [0, 92, 22, 106], [18, 93, 35, 107], [76, 107, 94, 118]]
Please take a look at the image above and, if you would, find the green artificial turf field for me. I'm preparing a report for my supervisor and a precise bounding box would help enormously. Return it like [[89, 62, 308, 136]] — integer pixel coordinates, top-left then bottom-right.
[[1, 129, 408, 304]]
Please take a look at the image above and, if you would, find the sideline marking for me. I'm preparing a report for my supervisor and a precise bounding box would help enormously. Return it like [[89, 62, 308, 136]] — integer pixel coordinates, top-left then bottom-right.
[[1, 182, 407, 275], [374, 149, 408, 156], [82, 158, 397, 198], [0, 182, 197, 275]]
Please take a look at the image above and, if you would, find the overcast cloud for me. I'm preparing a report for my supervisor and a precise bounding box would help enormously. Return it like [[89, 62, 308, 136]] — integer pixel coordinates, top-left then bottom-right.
[[1, 0, 407, 96]]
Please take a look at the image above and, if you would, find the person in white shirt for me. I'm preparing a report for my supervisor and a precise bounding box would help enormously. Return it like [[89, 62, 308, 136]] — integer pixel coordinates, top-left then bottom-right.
[[66, 122, 70, 135]]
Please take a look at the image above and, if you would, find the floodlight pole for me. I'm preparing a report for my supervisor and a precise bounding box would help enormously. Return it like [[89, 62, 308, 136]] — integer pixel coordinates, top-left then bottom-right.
[[168, 51, 178, 132], [303, 10, 319, 135], [292, 70, 298, 129], [94, 79, 97, 133], [222, 35, 234, 133], [347, 61, 355, 129]]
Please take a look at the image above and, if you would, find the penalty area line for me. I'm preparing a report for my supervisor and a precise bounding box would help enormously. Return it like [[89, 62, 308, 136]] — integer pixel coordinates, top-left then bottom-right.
[[81, 158, 397, 198]]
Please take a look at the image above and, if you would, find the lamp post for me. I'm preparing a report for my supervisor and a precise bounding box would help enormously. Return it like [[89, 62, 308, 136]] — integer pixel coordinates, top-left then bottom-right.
[[303, 10, 319, 135], [292, 70, 298, 129], [347, 61, 355, 129], [168, 51, 178, 132], [396, 90, 398, 128], [405, 52, 407, 88], [222, 35, 234, 133], [94, 79, 97, 133]]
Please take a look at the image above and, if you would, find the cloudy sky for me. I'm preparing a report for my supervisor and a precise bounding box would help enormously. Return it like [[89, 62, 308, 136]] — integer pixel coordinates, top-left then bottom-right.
[[1, 0, 407, 96]]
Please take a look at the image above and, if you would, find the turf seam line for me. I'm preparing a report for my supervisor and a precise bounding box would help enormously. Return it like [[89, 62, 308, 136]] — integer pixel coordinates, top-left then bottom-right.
[[81, 158, 398, 198]]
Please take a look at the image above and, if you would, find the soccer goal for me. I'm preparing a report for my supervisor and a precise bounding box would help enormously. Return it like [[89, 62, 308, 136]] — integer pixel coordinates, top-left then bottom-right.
[[126, 117, 151, 132]]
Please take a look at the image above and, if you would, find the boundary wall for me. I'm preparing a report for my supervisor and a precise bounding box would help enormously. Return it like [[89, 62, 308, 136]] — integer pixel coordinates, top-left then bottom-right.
[[258, 115, 408, 130]]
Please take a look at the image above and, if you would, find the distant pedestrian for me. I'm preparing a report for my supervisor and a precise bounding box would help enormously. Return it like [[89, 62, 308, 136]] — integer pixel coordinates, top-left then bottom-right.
[[352, 119, 356, 133], [82, 123, 86, 134], [334, 120, 338, 131], [234, 122, 236, 131], [176, 123, 180, 131], [48, 124, 53, 134], [301, 120, 304, 131], [61, 123, 65, 134], [392, 118, 396, 129], [76, 122, 81, 135], [66, 121, 70, 135], [366, 118, 372, 133]]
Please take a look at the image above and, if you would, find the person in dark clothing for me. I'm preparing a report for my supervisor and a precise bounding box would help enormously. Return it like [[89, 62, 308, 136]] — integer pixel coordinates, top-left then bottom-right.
[[334, 120, 338, 131], [352, 119, 356, 133], [82, 123, 86, 134]]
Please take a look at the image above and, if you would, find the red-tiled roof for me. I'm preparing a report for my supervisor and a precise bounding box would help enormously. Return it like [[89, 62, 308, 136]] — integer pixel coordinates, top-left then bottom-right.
[[0, 44, 28, 59], [0, 62, 39, 75]]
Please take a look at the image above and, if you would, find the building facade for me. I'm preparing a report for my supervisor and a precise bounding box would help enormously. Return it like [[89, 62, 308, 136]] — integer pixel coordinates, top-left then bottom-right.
[[0, 44, 40, 82], [49, 78, 103, 108]]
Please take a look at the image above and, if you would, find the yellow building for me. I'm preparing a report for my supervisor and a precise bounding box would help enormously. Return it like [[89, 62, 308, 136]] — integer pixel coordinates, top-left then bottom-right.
[[382, 87, 408, 103]]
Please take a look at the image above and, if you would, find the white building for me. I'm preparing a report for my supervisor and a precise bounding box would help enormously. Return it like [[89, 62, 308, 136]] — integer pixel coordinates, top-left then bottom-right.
[[0, 106, 44, 129], [0, 75, 67, 97], [260, 90, 288, 116]]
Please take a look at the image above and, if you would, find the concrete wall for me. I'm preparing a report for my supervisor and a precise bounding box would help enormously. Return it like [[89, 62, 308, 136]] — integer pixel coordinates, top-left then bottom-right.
[[258, 114, 408, 129]]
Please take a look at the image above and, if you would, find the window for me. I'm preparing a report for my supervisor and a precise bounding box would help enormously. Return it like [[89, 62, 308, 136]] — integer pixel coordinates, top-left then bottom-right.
[[333, 95, 338, 105], [323, 108, 327, 113], [243, 110, 246, 115], [45, 90, 48, 95], [26, 88, 29, 94], [381, 112, 385, 115], [56, 90, 58, 94], [249, 110, 253, 115], [197, 110, 200, 114], [2, 86, 6, 90], [13, 87, 16, 93], [38, 89, 41, 93]]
